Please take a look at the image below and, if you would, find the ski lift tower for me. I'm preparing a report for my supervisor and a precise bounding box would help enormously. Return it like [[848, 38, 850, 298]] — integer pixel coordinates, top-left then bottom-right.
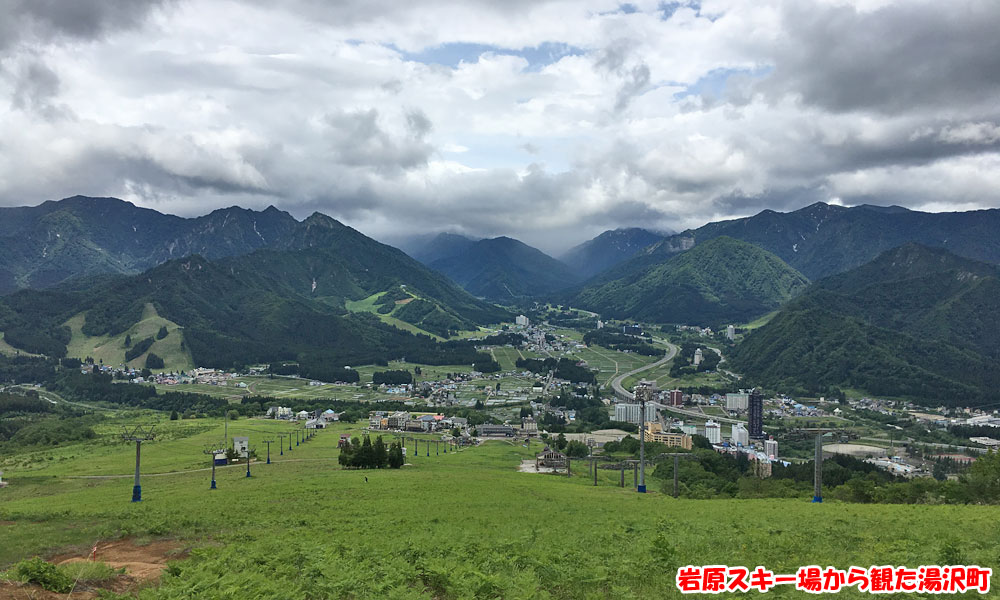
[[121, 425, 155, 502]]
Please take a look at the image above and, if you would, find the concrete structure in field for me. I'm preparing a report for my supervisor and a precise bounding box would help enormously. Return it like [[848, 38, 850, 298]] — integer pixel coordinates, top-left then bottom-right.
[[643, 424, 693, 449], [515, 315, 530, 327], [705, 420, 721, 444], [731, 423, 749, 446], [764, 437, 778, 459], [748, 388, 764, 439], [693, 348, 704, 366], [614, 401, 665, 425], [233, 436, 249, 458], [727, 325, 736, 341], [726, 391, 749, 411], [536, 447, 568, 470], [668, 389, 683, 406]]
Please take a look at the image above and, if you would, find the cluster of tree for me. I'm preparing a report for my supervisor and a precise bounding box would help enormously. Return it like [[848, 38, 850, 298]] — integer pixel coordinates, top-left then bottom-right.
[[373, 370, 413, 385], [145, 353, 165, 369], [0, 355, 59, 384], [582, 330, 664, 356], [125, 337, 155, 362], [473, 359, 501, 373], [669, 341, 721, 377], [268, 361, 360, 383], [514, 357, 597, 384], [337, 435, 404, 469]]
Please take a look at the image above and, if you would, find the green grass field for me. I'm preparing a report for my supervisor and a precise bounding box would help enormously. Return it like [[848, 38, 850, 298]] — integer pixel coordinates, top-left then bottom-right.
[[63, 304, 194, 372], [1, 415, 998, 599]]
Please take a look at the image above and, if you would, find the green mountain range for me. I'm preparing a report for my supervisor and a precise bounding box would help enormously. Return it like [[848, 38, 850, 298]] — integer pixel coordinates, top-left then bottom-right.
[[730, 244, 1000, 404], [0, 195, 309, 294], [428, 236, 581, 301], [0, 212, 508, 370], [573, 236, 810, 325], [635, 202, 1000, 281], [559, 227, 663, 279]]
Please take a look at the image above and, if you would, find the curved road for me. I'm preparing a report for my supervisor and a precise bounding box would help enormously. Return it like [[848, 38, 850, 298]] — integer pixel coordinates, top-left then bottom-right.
[[609, 339, 679, 400]]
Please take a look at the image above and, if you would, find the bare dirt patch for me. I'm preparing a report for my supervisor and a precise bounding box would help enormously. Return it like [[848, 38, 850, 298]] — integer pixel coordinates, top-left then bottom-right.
[[1, 539, 188, 600], [395, 297, 415, 305], [56, 539, 186, 581]]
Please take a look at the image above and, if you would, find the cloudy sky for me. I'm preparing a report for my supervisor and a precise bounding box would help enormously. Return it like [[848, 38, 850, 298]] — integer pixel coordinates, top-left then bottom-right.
[[1, 0, 998, 253]]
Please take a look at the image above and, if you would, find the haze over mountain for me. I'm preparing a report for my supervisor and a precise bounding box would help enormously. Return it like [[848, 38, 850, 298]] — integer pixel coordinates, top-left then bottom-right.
[[0, 210, 508, 370], [559, 228, 664, 279], [731, 244, 1000, 404], [573, 236, 809, 325], [404, 233, 480, 266], [427, 237, 581, 301]]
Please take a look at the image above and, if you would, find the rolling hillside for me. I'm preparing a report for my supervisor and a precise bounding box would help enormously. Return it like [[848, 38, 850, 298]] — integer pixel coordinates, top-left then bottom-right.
[[730, 244, 1000, 404], [574, 236, 809, 325]]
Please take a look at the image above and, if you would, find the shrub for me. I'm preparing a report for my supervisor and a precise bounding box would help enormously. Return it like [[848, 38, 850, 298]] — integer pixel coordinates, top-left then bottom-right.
[[14, 557, 73, 593]]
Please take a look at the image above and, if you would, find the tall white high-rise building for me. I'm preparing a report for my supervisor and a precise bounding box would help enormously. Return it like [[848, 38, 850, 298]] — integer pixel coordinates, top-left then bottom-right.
[[764, 437, 778, 459], [613, 402, 664, 425], [693, 348, 704, 366], [731, 423, 749, 446], [515, 315, 530, 327], [727, 325, 736, 341], [726, 392, 749, 411], [705, 420, 721, 444]]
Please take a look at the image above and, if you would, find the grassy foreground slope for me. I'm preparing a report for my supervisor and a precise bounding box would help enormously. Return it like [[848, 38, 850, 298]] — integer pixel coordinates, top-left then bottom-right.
[[1, 420, 998, 599]]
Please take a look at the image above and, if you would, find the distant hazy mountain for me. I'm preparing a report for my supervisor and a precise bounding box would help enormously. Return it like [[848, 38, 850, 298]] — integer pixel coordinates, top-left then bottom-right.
[[0, 195, 305, 294], [429, 236, 581, 301], [634, 202, 1000, 281], [574, 236, 809, 325], [560, 228, 663, 279], [730, 244, 1000, 405], [0, 211, 509, 368], [405, 232, 479, 265]]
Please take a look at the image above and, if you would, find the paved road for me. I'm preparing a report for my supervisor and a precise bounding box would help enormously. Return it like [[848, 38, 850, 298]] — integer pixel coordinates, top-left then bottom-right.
[[609, 339, 679, 400]]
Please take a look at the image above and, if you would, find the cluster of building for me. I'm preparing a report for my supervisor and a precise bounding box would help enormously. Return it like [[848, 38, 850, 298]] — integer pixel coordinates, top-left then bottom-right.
[[265, 407, 342, 428]]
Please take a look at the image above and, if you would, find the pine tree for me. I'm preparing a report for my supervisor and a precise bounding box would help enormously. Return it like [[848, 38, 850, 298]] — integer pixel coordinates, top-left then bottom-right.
[[388, 442, 404, 468], [124, 334, 132, 347], [156, 326, 169, 340], [170, 410, 179, 421], [373, 436, 389, 468]]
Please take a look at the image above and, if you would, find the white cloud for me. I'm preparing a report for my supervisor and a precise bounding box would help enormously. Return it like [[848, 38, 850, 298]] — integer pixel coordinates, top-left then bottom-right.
[[0, 0, 997, 253]]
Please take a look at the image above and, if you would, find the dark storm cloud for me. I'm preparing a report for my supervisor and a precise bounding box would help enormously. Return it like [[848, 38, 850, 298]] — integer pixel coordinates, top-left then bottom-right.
[[0, 0, 170, 48], [763, 1, 1000, 114], [324, 108, 434, 173], [9, 58, 62, 117]]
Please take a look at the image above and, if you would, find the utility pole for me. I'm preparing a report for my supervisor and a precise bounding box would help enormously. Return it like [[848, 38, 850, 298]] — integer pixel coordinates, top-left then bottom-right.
[[296, 430, 300, 446], [288, 432, 293, 451], [121, 425, 155, 502], [263, 439, 274, 464], [277, 434, 286, 456]]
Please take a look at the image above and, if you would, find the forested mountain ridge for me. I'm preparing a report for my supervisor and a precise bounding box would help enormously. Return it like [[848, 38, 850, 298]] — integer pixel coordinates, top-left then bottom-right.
[[626, 202, 1000, 281], [573, 236, 809, 325], [428, 236, 581, 300], [730, 244, 1000, 404], [0, 215, 509, 369]]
